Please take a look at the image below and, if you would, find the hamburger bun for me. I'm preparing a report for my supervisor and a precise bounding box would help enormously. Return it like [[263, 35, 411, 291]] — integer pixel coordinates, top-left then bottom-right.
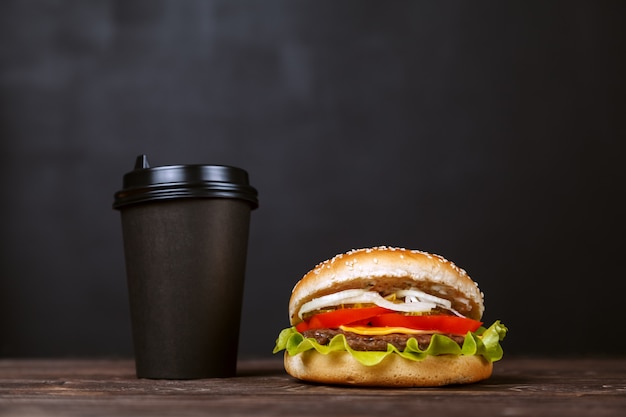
[[289, 246, 484, 323], [284, 350, 493, 387]]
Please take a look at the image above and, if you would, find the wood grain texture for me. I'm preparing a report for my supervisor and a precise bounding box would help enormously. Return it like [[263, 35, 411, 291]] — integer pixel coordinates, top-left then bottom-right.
[[1, 358, 625, 416]]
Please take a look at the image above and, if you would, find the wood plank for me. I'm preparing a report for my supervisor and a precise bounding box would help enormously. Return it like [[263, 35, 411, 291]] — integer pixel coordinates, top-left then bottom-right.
[[1, 358, 625, 416]]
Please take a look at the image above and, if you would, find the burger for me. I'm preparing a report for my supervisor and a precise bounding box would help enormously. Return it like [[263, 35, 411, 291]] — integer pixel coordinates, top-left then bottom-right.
[[273, 246, 507, 387]]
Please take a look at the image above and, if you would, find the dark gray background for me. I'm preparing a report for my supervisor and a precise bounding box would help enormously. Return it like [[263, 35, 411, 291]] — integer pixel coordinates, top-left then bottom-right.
[[1, 0, 624, 359]]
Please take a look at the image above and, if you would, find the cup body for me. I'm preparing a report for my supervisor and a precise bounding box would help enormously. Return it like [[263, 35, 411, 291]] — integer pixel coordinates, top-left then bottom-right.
[[113, 156, 258, 379]]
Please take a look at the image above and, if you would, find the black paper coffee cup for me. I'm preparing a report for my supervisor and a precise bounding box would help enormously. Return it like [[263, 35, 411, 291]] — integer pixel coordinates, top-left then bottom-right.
[[113, 155, 258, 379]]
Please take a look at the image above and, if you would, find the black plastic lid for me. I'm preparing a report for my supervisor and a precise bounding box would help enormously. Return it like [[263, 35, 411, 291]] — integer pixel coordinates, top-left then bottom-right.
[[113, 155, 259, 210]]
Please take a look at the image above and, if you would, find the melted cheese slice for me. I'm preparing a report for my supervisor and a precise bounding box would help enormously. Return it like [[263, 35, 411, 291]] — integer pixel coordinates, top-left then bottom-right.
[[339, 325, 442, 336]]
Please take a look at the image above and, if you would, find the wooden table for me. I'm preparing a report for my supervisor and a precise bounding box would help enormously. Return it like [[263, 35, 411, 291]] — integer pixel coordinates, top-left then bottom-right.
[[1, 357, 625, 416]]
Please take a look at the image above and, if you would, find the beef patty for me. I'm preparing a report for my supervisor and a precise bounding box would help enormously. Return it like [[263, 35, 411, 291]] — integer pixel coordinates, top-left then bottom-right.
[[302, 328, 465, 351]]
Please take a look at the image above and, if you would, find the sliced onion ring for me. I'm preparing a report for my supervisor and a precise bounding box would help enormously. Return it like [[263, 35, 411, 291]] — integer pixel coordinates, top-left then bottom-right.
[[395, 289, 452, 308], [298, 289, 438, 320]]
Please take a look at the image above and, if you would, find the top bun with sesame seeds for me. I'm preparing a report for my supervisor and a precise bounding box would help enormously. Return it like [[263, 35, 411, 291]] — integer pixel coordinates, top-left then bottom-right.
[[289, 246, 484, 325]]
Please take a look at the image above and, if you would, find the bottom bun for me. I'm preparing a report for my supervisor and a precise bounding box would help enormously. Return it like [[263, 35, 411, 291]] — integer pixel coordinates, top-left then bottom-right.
[[284, 351, 493, 387]]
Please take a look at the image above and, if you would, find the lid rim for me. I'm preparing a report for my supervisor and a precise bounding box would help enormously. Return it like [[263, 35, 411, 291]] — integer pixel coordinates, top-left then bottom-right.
[[114, 182, 258, 209], [112, 192, 259, 210]]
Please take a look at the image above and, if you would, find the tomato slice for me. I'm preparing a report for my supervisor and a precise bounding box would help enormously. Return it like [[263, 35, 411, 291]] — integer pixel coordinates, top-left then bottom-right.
[[296, 306, 392, 332], [295, 307, 482, 335], [370, 314, 482, 335]]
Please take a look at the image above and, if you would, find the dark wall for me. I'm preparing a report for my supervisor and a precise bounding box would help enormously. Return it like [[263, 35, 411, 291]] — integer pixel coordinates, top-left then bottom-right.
[[1, 1, 624, 358]]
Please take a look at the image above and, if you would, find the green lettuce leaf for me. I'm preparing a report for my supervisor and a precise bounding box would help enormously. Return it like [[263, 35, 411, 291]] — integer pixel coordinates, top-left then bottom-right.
[[273, 321, 508, 366]]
